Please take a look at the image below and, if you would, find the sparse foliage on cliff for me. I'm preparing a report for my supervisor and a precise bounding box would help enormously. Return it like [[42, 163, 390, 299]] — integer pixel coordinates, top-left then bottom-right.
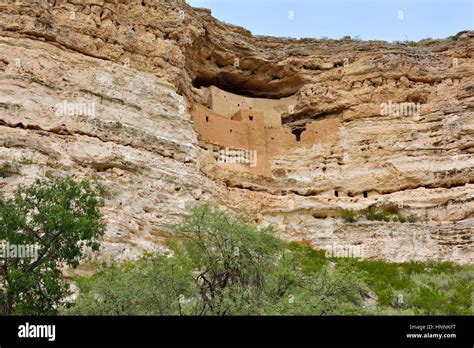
[[0, 161, 20, 178], [0, 178, 106, 315], [340, 206, 419, 223], [341, 209, 358, 222]]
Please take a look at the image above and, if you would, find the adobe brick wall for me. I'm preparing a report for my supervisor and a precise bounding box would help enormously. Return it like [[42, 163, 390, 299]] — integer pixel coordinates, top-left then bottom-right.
[[192, 105, 271, 176], [301, 117, 341, 145], [266, 128, 298, 157], [192, 105, 249, 149], [210, 86, 296, 129], [191, 88, 341, 178]]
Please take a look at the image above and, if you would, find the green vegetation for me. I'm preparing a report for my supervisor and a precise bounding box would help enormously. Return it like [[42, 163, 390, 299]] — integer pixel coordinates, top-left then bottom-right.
[[68, 204, 473, 316], [0, 178, 106, 315], [448, 32, 462, 41], [1, 181, 469, 316], [340, 205, 418, 223], [405, 41, 420, 47], [18, 157, 35, 165], [364, 206, 392, 222], [68, 205, 370, 315], [36, 17, 54, 31], [0, 162, 19, 178], [355, 260, 474, 315], [340, 209, 358, 222], [65, 254, 196, 315]]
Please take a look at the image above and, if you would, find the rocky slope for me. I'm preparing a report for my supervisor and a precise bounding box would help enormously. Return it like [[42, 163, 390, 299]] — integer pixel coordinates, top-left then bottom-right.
[[0, 0, 472, 266]]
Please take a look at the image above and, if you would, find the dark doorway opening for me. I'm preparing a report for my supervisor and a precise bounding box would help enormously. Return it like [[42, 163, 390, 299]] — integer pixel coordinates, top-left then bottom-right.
[[292, 127, 305, 142]]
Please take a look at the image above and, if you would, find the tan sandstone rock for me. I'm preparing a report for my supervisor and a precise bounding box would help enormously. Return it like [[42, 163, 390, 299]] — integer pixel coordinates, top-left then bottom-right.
[[0, 0, 472, 267]]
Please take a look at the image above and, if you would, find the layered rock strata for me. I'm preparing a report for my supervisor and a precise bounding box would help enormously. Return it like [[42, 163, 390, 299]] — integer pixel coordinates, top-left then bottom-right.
[[0, 0, 472, 265]]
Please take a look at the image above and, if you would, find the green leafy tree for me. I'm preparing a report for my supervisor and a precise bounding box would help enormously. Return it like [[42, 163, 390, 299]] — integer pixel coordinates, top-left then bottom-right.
[[71, 204, 473, 316], [70, 205, 372, 316], [70, 205, 288, 316], [173, 204, 284, 315], [0, 178, 106, 315]]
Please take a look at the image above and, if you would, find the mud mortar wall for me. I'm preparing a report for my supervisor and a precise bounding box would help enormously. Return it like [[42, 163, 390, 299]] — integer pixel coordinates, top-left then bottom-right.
[[192, 86, 342, 177], [210, 86, 297, 128]]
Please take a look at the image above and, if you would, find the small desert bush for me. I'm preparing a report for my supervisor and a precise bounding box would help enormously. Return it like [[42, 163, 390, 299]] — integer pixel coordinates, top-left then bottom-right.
[[0, 161, 20, 178], [340, 209, 358, 223], [341, 205, 418, 223]]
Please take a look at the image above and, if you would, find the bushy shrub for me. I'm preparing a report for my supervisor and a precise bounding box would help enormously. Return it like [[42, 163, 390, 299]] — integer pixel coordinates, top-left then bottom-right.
[[344, 205, 417, 223], [363, 207, 391, 222], [67, 205, 472, 316], [340, 209, 358, 223], [66, 254, 197, 315], [0, 161, 19, 178], [70, 205, 370, 316], [262, 265, 368, 315]]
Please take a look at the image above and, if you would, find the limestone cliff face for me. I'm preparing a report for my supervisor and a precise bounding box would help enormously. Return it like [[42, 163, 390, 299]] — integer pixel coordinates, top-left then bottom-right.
[[0, 0, 472, 265]]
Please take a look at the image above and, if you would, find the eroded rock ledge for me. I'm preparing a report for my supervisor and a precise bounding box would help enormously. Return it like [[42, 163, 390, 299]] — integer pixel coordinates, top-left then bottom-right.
[[0, 0, 472, 265]]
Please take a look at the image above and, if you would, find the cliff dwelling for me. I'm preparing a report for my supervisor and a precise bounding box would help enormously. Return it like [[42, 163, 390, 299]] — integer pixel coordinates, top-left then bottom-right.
[[191, 86, 342, 177], [0, 1, 472, 319]]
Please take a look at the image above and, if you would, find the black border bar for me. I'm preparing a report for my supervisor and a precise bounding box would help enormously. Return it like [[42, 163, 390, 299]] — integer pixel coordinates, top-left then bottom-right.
[[0, 316, 472, 346]]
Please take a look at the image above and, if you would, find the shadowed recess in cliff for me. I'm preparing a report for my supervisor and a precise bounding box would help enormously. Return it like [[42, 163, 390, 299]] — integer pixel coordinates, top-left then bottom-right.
[[192, 71, 304, 99], [185, 37, 304, 99], [281, 107, 348, 128]]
